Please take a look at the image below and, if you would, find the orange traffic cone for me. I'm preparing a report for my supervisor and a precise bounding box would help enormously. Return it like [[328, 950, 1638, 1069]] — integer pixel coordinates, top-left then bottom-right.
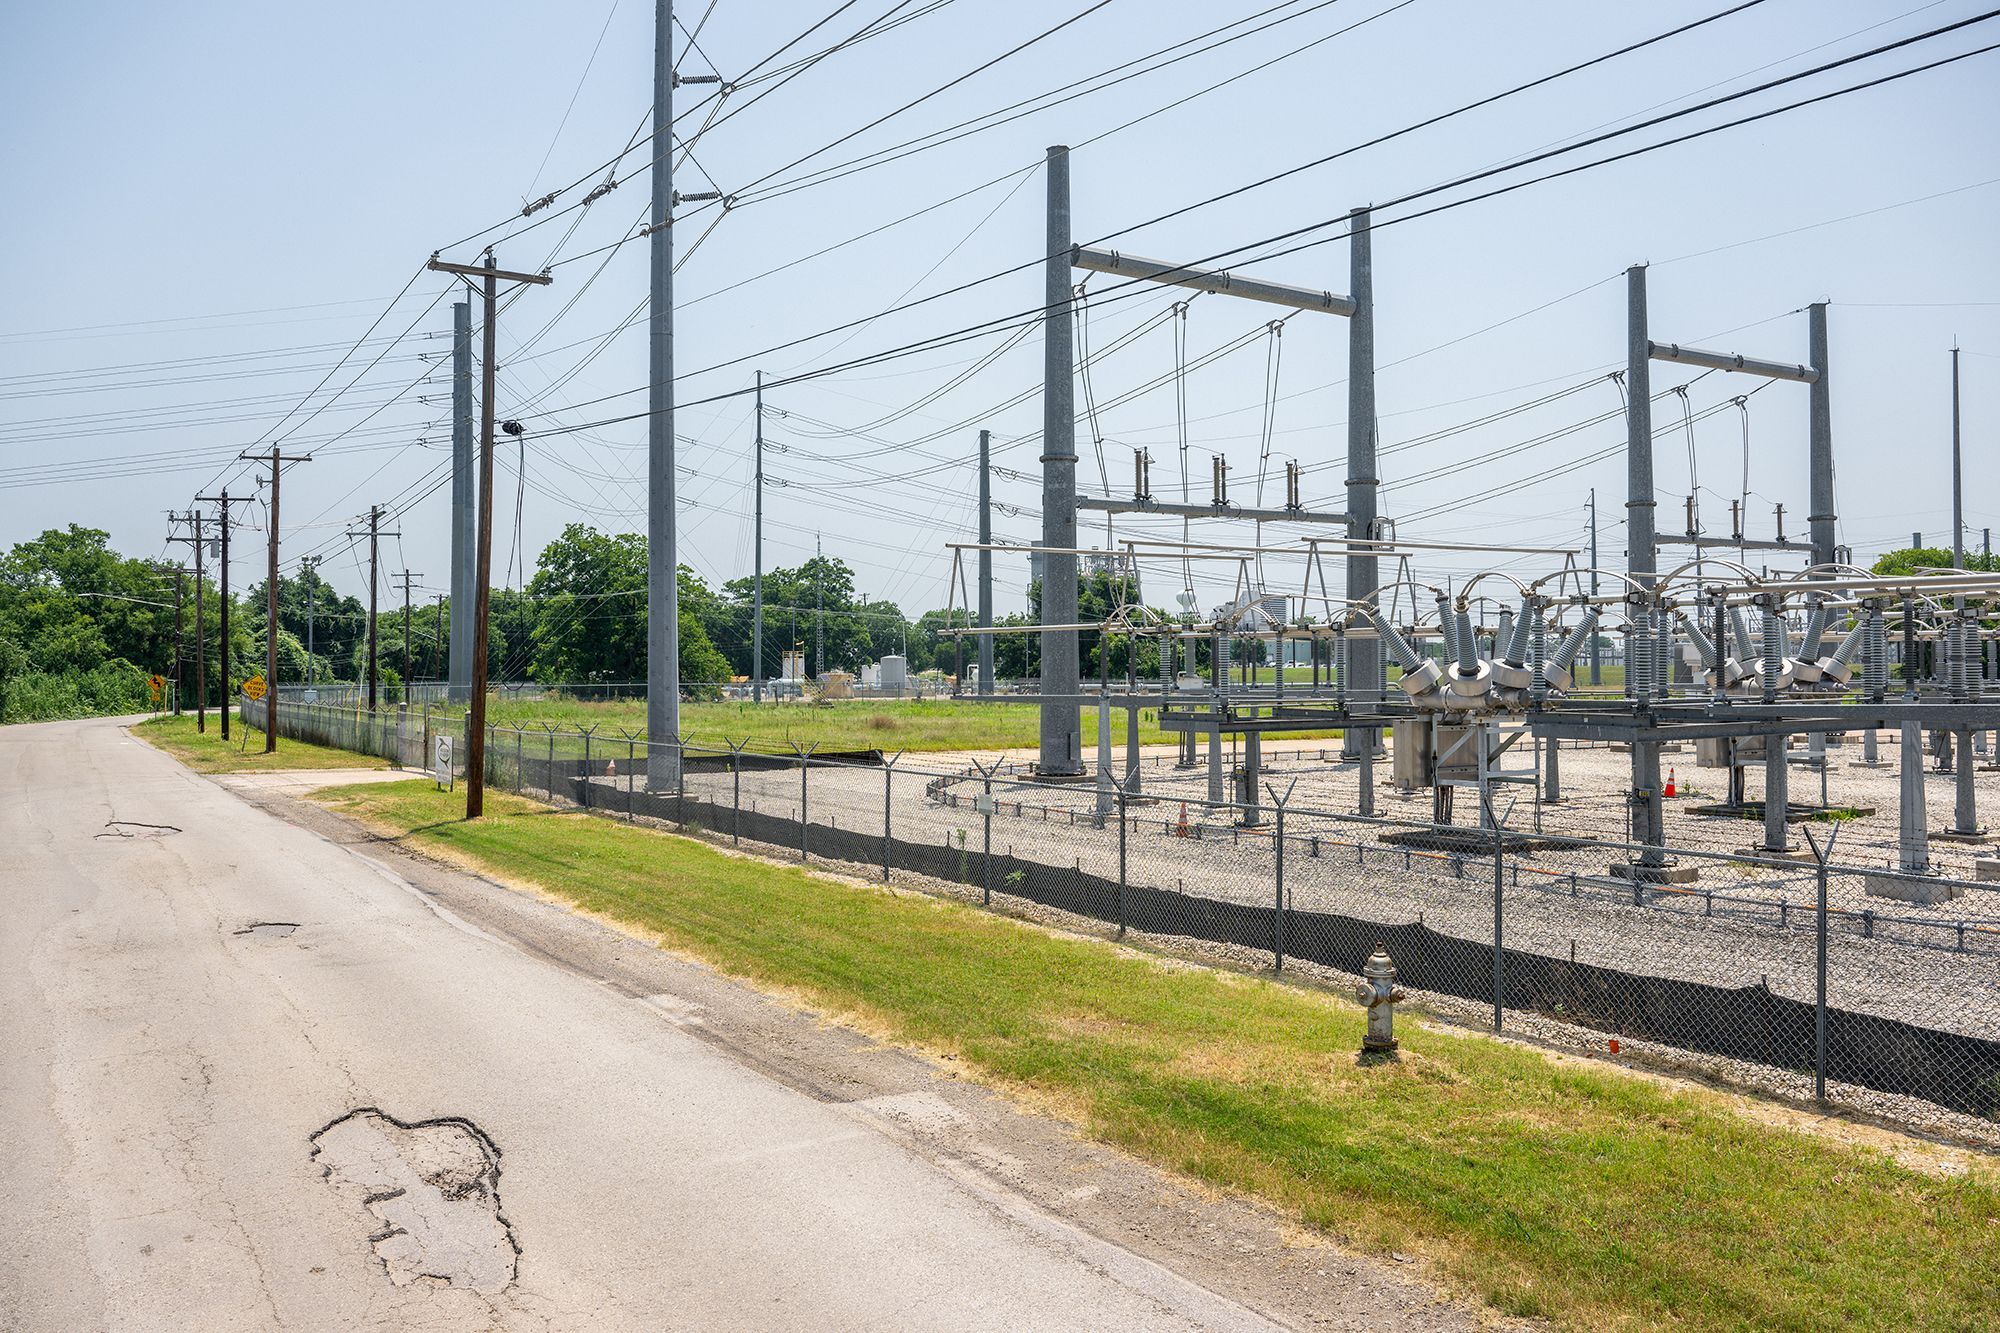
[[1664, 767, 1676, 798], [1176, 801, 1190, 838]]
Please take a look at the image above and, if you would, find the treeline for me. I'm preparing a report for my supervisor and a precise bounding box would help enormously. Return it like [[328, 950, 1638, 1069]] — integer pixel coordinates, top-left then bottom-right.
[[3, 519, 1233, 724]]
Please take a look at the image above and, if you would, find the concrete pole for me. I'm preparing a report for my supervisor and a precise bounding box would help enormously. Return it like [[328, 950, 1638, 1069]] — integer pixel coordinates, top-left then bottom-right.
[[1899, 722, 1932, 873], [753, 370, 764, 703], [646, 0, 682, 789], [1038, 145, 1082, 775], [1343, 206, 1379, 756], [1807, 302, 1836, 571], [1625, 266, 1666, 869], [978, 428, 994, 695], [1952, 346, 1964, 576], [449, 300, 474, 703], [1588, 487, 1601, 684]]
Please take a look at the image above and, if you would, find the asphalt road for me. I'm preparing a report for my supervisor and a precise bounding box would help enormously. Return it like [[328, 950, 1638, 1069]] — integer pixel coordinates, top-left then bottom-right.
[[1, 716, 1473, 1331]]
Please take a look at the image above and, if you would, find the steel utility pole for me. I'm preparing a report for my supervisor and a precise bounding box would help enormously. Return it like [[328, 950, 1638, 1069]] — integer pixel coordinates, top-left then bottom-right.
[[242, 446, 311, 751], [1588, 487, 1601, 684], [192, 488, 253, 739], [344, 506, 400, 712], [425, 251, 552, 818], [978, 428, 994, 696], [646, 0, 683, 790], [166, 513, 208, 731], [396, 570, 423, 695], [753, 369, 765, 703], [1343, 205, 1379, 763]]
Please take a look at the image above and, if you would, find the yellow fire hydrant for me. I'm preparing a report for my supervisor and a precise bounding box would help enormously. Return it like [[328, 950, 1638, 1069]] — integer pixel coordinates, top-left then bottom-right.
[[1355, 944, 1407, 1053]]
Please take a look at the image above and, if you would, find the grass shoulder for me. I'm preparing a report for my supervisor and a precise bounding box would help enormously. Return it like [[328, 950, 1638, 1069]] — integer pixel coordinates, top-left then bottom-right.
[[132, 713, 391, 774], [312, 779, 1999, 1330]]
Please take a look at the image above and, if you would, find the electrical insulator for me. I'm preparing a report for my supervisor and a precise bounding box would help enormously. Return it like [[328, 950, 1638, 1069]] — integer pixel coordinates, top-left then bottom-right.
[[1285, 459, 1300, 511], [1211, 455, 1228, 508], [1133, 448, 1150, 502]]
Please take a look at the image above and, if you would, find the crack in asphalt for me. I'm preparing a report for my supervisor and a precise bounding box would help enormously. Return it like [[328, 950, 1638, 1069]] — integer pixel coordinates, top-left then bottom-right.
[[96, 820, 183, 839]]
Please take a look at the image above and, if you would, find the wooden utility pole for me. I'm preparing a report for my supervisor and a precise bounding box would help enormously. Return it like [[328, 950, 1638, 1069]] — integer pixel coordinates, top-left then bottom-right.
[[150, 561, 187, 715], [242, 446, 312, 751], [426, 249, 551, 818], [166, 513, 207, 731], [345, 506, 398, 712], [395, 570, 423, 698], [191, 491, 253, 738]]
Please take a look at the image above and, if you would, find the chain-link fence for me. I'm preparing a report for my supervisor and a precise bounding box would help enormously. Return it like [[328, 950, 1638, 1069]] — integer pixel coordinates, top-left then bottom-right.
[[241, 696, 2000, 1135]]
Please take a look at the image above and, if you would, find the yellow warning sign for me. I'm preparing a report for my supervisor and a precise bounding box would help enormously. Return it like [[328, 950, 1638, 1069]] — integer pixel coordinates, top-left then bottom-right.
[[148, 674, 165, 700], [242, 675, 267, 701]]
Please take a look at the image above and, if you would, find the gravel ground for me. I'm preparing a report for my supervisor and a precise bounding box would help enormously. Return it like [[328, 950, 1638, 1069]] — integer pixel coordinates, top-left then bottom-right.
[[606, 741, 2000, 1049], [612, 782, 2000, 1153]]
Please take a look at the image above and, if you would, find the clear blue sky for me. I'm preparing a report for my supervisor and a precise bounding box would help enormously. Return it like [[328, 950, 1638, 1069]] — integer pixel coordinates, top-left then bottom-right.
[[3, 0, 1996, 622]]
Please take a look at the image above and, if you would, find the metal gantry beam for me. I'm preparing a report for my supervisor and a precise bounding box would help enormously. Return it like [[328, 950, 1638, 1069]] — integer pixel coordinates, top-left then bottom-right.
[[1648, 341, 1819, 383], [1077, 497, 1350, 524], [1071, 245, 1357, 316]]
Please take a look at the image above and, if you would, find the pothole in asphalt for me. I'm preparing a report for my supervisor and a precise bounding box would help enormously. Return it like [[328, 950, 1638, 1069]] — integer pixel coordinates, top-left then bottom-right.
[[96, 820, 181, 839], [234, 922, 299, 938], [310, 1108, 517, 1295]]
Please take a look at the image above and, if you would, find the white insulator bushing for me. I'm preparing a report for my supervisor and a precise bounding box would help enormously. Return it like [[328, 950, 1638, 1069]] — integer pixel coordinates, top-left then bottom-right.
[[1677, 612, 1718, 669], [1368, 612, 1424, 672], [1503, 597, 1535, 666], [1453, 606, 1479, 676]]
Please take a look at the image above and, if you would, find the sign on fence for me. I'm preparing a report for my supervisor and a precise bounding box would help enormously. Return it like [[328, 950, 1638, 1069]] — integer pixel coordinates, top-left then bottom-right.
[[434, 734, 454, 791], [242, 674, 267, 701]]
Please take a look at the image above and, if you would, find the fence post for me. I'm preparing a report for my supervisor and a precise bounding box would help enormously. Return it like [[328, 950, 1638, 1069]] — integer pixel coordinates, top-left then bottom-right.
[[1491, 792, 1505, 1032], [676, 734, 688, 828], [514, 728, 523, 795], [547, 729, 557, 802], [798, 746, 811, 862], [1116, 784, 1127, 938], [731, 744, 742, 846], [581, 730, 593, 810], [627, 736, 637, 821], [1804, 824, 1839, 1103], [882, 754, 900, 884], [1273, 798, 1286, 973], [982, 772, 993, 907]]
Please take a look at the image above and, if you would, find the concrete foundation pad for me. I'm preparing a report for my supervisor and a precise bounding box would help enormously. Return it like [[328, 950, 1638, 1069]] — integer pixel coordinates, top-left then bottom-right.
[[1378, 827, 1579, 855], [1609, 861, 1701, 884], [1731, 846, 1816, 864], [1974, 857, 2000, 883], [1686, 801, 1875, 823], [1863, 871, 1962, 906], [1930, 828, 1991, 844]]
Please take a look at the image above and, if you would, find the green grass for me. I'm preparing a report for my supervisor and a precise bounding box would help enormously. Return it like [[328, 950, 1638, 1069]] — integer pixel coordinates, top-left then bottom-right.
[[316, 778, 1997, 1331], [464, 696, 1339, 754], [133, 713, 390, 774]]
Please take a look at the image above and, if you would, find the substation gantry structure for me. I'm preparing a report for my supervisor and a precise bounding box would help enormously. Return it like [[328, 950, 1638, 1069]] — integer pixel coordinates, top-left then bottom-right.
[[949, 171, 1997, 896]]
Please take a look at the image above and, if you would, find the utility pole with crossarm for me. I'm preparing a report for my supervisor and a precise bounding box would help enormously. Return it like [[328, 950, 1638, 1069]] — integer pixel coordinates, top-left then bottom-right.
[[242, 446, 311, 752], [426, 250, 551, 818], [192, 489, 255, 740]]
